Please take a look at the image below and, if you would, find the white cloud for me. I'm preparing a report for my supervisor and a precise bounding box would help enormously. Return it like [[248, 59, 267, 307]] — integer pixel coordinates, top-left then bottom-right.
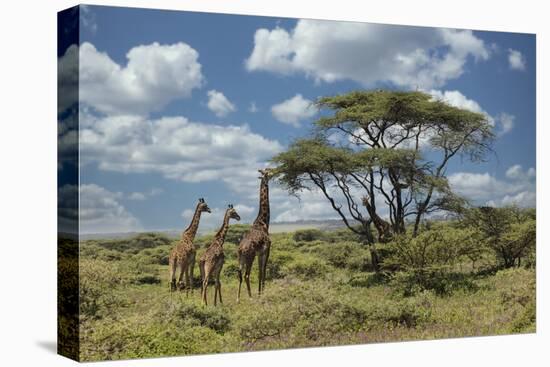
[[79, 112, 283, 189], [508, 48, 526, 71], [248, 102, 259, 113], [207, 89, 236, 117], [67, 42, 204, 115], [271, 94, 317, 127], [182, 204, 255, 230], [505, 164, 523, 180], [246, 20, 490, 89], [449, 165, 535, 208], [499, 191, 536, 207], [60, 184, 141, 234], [497, 112, 515, 135], [428, 89, 515, 135], [58, 45, 79, 113], [127, 188, 163, 201], [128, 192, 147, 201]]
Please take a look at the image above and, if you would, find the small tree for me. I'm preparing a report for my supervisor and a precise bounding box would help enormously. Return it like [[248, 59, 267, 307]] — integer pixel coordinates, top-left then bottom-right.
[[273, 90, 493, 270], [463, 206, 535, 268]]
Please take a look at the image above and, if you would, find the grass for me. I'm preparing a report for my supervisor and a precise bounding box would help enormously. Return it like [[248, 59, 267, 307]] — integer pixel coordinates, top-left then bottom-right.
[[77, 230, 535, 361]]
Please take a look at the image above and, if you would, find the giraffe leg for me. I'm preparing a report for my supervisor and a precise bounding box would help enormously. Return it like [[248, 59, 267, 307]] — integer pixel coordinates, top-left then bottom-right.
[[202, 266, 211, 306], [169, 259, 177, 292], [237, 268, 243, 303], [213, 275, 218, 306], [177, 263, 185, 291], [217, 277, 223, 305], [184, 267, 190, 297], [189, 256, 196, 292], [201, 277, 209, 306], [257, 252, 266, 295], [237, 254, 244, 303], [245, 263, 252, 298], [262, 246, 270, 293]]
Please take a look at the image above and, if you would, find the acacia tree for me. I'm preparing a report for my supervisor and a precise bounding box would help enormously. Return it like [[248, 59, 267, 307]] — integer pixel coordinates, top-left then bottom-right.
[[272, 90, 493, 270]]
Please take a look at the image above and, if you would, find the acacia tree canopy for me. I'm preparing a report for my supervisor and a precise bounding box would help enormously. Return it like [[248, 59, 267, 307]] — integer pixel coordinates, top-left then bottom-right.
[[272, 90, 494, 250]]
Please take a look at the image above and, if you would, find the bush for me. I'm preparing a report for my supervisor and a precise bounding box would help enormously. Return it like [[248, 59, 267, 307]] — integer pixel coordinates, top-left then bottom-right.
[[494, 268, 535, 307], [307, 241, 371, 271], [79, 259, 126, 319], [293, 229, 325, 242], [390, 268, 478, 296], [383, 228, 482, 272], [265, 250, 295, 280], [462, 206, 536, 268], [225, 224, 251, 244], [173, 303, 231, 333], [347, 272, 388, 288], [368, 294, 433, 328], [83, 233, 173, 254], [284, 257, 329, 279], [233, 281, 371, 345]]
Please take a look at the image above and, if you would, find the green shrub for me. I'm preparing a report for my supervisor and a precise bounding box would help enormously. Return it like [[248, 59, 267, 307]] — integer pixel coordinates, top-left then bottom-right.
[[510, 299, 536, 333], [369, 294, 433, 328], [347, 272, 388, 288], [79, 259, 126, 319], [384, 228, 482, 272], [390, 268, 478, 296], [293, 229, 325, 242], [494, 268, 535, 307], [307, 241, 371, 271], [284, 257, 329, 279], [222, 262, 240, 278], [225, 224, 251, 244], [173, 303, 231, 333]]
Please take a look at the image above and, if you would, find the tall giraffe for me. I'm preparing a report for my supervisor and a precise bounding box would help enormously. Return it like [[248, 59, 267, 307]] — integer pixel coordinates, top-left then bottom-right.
[[168, 198, 211, 292], [199, 205, 240, 306], [237, 168, 275, 302]]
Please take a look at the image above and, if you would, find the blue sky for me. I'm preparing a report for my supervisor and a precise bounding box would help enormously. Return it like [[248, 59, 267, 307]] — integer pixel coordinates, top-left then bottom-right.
[[59, 5, 536, 233]]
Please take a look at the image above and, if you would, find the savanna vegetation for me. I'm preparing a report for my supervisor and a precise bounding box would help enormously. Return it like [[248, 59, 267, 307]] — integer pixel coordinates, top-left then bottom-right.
[[78, 211, 535, 361], [76, 90, 535, 361]]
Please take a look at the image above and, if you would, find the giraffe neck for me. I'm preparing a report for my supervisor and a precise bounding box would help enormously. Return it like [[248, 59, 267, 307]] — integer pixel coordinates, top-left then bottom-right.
[[182, 203, 202, 240], [253, 177, 270, 229], [214, 211, 231, 246]]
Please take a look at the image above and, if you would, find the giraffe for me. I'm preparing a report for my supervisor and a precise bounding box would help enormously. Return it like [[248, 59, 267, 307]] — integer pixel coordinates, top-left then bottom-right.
[[236, 168, 275, 302], [199, 205, 241, 306], [168, 198, 211, 293]]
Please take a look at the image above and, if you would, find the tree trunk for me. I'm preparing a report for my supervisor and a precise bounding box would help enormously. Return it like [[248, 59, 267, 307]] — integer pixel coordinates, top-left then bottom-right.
[[361, 222, 380, 272], [369, 243, 380, 272]]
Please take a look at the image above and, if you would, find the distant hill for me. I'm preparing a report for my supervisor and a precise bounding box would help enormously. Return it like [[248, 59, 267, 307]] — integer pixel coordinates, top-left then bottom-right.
[[79, 219, 350, 240]]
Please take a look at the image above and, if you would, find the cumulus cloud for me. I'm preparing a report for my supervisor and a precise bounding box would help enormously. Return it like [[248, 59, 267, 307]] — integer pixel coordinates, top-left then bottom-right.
[[58, 184, 142, 234], [58, 45, 79, 114], [182, 204, 255, 230], [127, 188, 163, 201], [508, 48, 526, 71], [496, 112, 515, 135], [79, 112, 283, 187], [271, 94, 317, 127], [61, 42, 204, 115], [428, 89, 515, 135], [58, 184, 79, 233], [246, 19, 490, 89], [207, 89, 236, 117], [449, 164, 535, 207]]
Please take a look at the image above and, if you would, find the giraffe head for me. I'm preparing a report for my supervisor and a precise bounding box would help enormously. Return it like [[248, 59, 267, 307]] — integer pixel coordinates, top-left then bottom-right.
[[198, 198, 212, 213], [257, 167, 276, 180], [227, 204, 241, 221]]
